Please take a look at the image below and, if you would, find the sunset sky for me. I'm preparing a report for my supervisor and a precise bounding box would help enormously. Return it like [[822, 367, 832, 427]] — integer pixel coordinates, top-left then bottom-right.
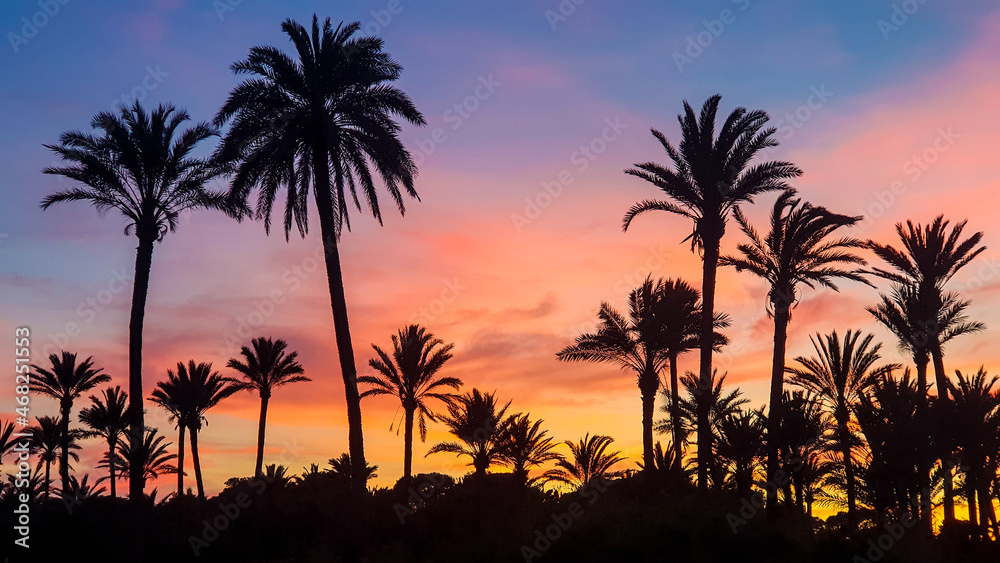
[[2, 0, 1000, 496]]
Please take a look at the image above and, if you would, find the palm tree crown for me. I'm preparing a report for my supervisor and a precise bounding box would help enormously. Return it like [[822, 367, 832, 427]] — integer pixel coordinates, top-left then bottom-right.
[[544, 434, 624, 489], [427, 389, 511, 477], [78, 386, 129, 499]]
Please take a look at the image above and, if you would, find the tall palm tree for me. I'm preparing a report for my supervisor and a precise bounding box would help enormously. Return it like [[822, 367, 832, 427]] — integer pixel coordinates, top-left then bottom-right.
[[28, 416, 82, 498], [787, 330, 898, 528], [214, 16, 426, 491], [721, 191, 869, 505], [359, 325, 461, 479], [150, 361, 240, 498], [426, 389, 510, 477], [227, 337, 310, 477], [78, 386, 129, 499], [865, 216, 985, 525], [30, 352, 111, 494], [558, 278, 727, 472], [497, 413, 563, 485], [543, 434, 624, 489], [623, 95, 801, 488], [42, 103, 234, 507]]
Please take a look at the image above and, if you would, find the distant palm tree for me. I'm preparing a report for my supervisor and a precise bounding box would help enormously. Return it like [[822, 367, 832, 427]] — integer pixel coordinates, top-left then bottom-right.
[[28, 416, 82, 498], [359, 325, 460, 479], [427, 389, 511, 477], [949, 368, 1000, 537], [41, 102, 234, 507], [30, 352, 110, 494], [721, 191, 868, 504], [865, 216, 985, 525], [150, 361, 240, 498], [777, 391, 827, 512], [78, 386, 129, 499], [63, 474, 107, 503], [623, 95, 801, 488], [559, 278, 726, 473], [675, 369, 748, 488], [227, 337, 310, 477], [214, 16, 426, 491], [716, 408, 767, 495], [328, 453, 379, 486], [497, 413, 563, 485], [787, 330, 898, 528], [108, 427, 179, 484], [544, 434, 624, 489], [0, 419, 15, 463]]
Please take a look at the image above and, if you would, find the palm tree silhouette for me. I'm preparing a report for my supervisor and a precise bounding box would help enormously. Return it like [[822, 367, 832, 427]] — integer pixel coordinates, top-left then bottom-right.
[[29, 352, 110, 495], [787, 330, 898, 528], [559, 278, 726, 472], [214, 16, 426, 490], [497, 413, 563, 485], [776, 391, 827, 512], [427, 389, 511, 477], [150, 360, 240, 498], [721, 190, 869, 505], [543, 434, 624, 489], [0, 420, 15, 463], [78, 386, 129, 499], [41, 103, 235, 508], [676, 369, 748, 488], [949, 368, 1000, 537], [865, 216, 985, 524], [227, 337, 310, 477], [716, 408, 767, 495], [107, 427, 179, 485], [623, 95, 801, 488], [359, 325, 460, 479], [328, 453, 379, 486], [28, 416, 82, 498]]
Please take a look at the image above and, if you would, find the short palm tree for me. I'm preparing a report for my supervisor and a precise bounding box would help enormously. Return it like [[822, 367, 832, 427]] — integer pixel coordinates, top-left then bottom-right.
[[623, 95, 801, 488], [28, 416, 82, 498], [787, 330, 898, 528], [30, 352, 111, 494], [78, 386, 129, 499], [497, 413, 563, 485], [42, 102, 234, 506], [675, 369, 748, 488], [427, 389, 510, 477], [716, 408, 767, 495], [227, 337, 310, 477], [328, 453, 379, 486], [721, 190, 869, 504], [777, 391, 827, 512], [150, 361, 241, 498], [544, 434, 625, 489], [949, 368, 1000, 536], [214, 16, 426, 490], [108, 427, 179, 484], [359, 325, 460, 479]]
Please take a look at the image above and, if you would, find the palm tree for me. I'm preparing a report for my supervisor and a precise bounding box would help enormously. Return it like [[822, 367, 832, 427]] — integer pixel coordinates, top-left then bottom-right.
[[150, 361, 240, 498], [623, 95, 801, 488], [41, 103, 234, 507], [328, 453, 379, 486], [543, 434, 625, 489], [108, 427, 179, 484], [675, 369, 748, 488], [227, 337, 310, 477], [29, 352, 111, 494], [715, 408, 767, 495], [78, 386, 129, 499], [359, 325, 461, 479], [427, 389, 510, 477], [777, 391, 827, 512], [558, 278, 726, 473], [787, 330, 898, 528], [721, 190, 869, 505], [214, 16, 426, 491], [28, 416, 82, 498], [949, 368, 1000, 537], [865, 216, 985, 524], [497, 413, 563, 485]]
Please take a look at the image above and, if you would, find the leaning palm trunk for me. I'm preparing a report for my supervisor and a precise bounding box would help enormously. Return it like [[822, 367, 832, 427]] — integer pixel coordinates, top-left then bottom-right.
[[312, 150, 366, 496], [668, 353, 683, 470], [254, 394, 269, 477], [767, 300, 791, 507], [190, 426, 205, 499], [697, 238, 721, 490]]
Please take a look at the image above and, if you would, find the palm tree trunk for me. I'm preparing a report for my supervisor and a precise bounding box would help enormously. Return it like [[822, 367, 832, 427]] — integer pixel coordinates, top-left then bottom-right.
[[255, 393, 269, 477], [177, 425, 186, 496], [697, 237, 721, 490], [767, 301, 790, 508], [838, 406, 857, 530], [311, 148, 366, 497], [59, 400, 71, 495], [965, 470, 978, 535], [128, 234, 155, 505], [45, 460, 51, 498], [403, 407, 414, 479], [108, 440, 116, 499], [930, 342, 956, 526], [190, 426, 205, 499], [915, 354, 932, 532], [640, 373, 657, 472], [668, 353, 683, 471]]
